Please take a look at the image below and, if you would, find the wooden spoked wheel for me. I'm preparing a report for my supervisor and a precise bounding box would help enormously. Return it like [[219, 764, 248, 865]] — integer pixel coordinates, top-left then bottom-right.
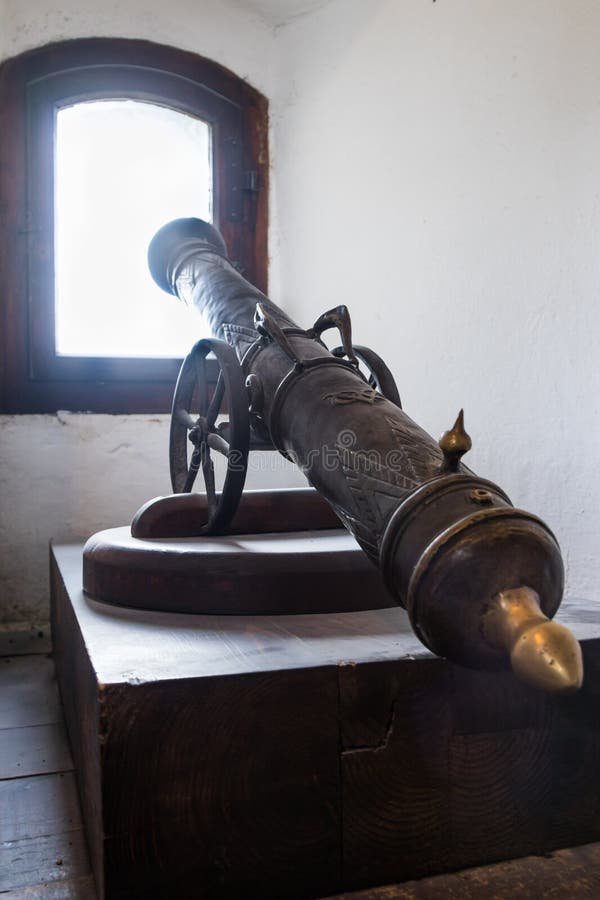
[[170, 339, 250, 535]]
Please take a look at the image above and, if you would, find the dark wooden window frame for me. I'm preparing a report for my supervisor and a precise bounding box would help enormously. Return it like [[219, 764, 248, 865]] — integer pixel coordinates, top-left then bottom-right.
[[0, 38, 268, 413]]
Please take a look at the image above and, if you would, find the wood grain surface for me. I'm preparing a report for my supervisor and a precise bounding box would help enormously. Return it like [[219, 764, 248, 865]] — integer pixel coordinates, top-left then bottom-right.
[[339, 659, 455, 886], [3, 875, 97, 899], [101, 667, 341, 898], [339, 650, 600, 892], [0, 642, 94, 896], [0, 628, 52, 657], [131, 487, 342, 538], [82, 525, 394, 615], [0, 831, 91, 892], [55, 543, 426, 687], [0, 772, 81, 842], [0, 656, 63, 728], [325, 841, 600, 898], [0, 723, 73, 779], [51, 556, 104, 900], [51, 543, 600, 898]]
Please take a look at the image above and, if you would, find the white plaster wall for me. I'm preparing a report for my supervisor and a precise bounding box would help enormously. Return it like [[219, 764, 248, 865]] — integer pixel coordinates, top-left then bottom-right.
[[231, 0, 332, 28], [270, 0, 600, 602], [0, 0, 293, 627]]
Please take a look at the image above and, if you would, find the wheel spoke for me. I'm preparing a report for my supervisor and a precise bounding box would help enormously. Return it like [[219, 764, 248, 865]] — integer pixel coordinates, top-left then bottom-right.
[[206, 432, 230, 456], [183, 447, 201, 492], [201, 446, 218, 516], [206, 372, 225, 430], [176, 408, 197, 429]]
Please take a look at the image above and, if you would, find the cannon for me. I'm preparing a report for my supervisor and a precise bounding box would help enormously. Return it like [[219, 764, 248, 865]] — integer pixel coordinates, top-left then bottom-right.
[[146, 217, 582, 695]]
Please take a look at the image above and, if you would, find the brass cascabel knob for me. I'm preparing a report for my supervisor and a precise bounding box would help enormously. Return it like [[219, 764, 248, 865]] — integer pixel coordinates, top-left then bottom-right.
[[439, 409, 472, 472], [482, 587, 583, 694]]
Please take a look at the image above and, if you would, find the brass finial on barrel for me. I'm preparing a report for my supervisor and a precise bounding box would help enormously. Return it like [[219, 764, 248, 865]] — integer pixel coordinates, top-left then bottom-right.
[[439, 409, 472, 472]]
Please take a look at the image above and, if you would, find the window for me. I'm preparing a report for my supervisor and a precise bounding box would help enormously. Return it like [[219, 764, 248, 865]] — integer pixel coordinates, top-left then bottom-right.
[[0, 39, 268, 413], [55, 100, 212, 359]]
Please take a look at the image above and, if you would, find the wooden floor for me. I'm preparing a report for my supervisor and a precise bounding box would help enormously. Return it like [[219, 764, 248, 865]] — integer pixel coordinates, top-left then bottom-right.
[[328, 843, 600, 898], [2, 628, 600, 898], [0, 630, 96, 898]]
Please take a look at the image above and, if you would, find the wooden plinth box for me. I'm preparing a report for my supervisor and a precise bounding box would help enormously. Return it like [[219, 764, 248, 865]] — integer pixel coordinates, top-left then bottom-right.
[[51, 542, 600, 899]]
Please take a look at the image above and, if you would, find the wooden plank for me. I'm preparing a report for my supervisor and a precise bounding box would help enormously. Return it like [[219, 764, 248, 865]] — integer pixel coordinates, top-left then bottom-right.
[[2, 874, 97, 898], [445, 663, 557, 867], [0, 627, 52, 658], [0, 656, 62, 728], [51, 559, 103, 900], [324, 842, 600, 898], [0, 829, 91, 892], [339, 652, 600, 890], [450, 664, 553, 735], [0, 723, 73, 779], [339, 659, 454, 887], [547, 640, 600, 849], [447, 728, 551, 864], [0, 773, 83, 842], [99, 666, 341, 899], [53, 543, 425, 688], [51, 544, 600, 897]]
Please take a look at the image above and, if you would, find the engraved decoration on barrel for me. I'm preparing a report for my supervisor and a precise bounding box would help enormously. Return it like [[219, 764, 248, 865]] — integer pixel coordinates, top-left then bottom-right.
[[148, 218, 583, 695]]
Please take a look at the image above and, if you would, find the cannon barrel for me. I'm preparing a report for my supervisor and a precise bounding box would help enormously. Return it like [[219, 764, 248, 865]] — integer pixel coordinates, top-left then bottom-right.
[[148, 217, 582, 693]]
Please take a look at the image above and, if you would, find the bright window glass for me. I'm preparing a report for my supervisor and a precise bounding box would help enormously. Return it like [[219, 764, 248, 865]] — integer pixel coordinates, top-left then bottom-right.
[[55, 100, 212, 357]]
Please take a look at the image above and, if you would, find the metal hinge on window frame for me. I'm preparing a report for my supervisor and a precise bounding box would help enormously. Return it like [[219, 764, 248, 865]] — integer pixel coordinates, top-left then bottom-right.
[[224, 136, 243, 223], [244, 170, 259, 193], [223, 133, 260, 228], [244, 170, 259, 232]]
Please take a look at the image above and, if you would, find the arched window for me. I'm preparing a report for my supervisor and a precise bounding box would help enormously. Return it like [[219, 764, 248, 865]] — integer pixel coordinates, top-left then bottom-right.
[[0, 39, 268, 412]]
